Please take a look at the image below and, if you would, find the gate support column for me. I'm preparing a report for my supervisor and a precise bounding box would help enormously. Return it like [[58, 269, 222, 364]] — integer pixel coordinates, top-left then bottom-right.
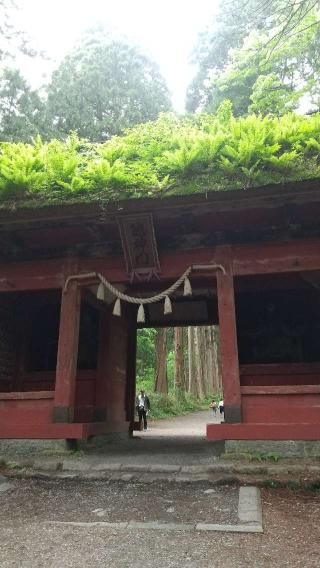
[[94, 310, 110, 422], [216, 251, 241, 423], [53, 282, 81, 423]]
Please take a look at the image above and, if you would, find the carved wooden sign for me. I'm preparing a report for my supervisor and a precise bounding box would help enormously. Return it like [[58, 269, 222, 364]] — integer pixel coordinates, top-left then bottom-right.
[[118, 213, 161, 281]]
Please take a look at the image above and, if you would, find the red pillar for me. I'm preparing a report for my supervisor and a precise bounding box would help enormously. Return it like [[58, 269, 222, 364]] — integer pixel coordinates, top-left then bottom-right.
[[216, 252, 241, 423], [53, 282, 81, 423], [125, 318, 137, 432], [93, 309, 110, 422], [105, 316, 129, 431]]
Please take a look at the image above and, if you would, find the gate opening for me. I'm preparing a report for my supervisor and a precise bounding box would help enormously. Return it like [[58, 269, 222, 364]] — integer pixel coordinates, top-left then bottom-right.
[[133, 321, 223, 439]]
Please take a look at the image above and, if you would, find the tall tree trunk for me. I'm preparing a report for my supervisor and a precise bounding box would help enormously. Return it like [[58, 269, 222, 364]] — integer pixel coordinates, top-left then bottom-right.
[[194, 327, 205, 399], [188, 327, 197, 396], [174, 327, 185, 398], [203, 326, 213, 396], [154, 328, 168, 394], [212, 326, 222, 393], [182, 327, 188, 390]]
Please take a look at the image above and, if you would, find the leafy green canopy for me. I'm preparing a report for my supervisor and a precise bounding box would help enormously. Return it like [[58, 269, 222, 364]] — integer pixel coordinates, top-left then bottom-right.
[[187, 1, 320, 115], [1, 104, 320, 206], [45, 37, 172, 142]]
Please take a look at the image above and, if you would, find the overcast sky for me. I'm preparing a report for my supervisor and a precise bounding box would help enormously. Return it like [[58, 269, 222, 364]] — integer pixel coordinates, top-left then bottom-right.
[[14, 0, 219, 112]]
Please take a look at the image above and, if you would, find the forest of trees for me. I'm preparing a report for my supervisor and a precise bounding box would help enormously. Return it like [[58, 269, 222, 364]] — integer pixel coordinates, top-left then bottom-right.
[[186, 0, 320, 116], [136, 327, 222, 407], [0, 0, 320, 142]]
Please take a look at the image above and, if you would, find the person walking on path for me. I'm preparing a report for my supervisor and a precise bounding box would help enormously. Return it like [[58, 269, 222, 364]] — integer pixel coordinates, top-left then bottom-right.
[[219, 399, 224, 416], [136, 390, 151, 431], [210, 399, 217, 416]]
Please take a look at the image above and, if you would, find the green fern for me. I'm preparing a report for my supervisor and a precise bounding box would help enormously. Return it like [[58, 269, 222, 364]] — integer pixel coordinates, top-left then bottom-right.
[[1, 108, 320, 203]]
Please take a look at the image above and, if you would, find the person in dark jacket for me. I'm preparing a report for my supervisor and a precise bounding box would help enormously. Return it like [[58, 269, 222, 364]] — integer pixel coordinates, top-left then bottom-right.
[[136, 390, 151, 431]]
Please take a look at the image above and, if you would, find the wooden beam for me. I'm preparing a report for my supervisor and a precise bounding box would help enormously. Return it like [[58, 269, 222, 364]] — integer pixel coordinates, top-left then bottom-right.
[[53, 283, 81, 423], [0, 391, 54, 400], [2, 238, 320, 294], [241, 385, 320, 395], [207, 422, 320, 440], [240, 362, 320, 375], [232, 240, 320, 276], [216, 248, 241, 423]]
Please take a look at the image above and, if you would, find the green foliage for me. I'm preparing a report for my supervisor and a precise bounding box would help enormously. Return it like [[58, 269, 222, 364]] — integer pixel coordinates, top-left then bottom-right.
[[207, 12, 320, 116], [188, 1, 320, 116], [45, 31, 172, 142], [136, 329, 157, 379], [1, 109, 320, 204], [0, 68, 45, 142], [135, 389, 211, 420], [223, 451, 281, 462], [247, 451, 281, 462], [186, 0, 277, 112]]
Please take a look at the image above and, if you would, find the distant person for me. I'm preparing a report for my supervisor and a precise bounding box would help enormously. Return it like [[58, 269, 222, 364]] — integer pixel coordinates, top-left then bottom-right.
[[209, 399, 217, 416], [219, 399, 224, 416], [136, 389, 150, 431]]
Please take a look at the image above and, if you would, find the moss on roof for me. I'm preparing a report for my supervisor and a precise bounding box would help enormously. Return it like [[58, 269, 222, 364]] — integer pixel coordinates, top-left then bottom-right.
[[1, 103, 320, 210]]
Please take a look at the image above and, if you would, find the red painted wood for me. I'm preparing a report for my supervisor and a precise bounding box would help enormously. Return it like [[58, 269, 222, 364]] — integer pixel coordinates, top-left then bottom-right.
[[241, 385, 320, 395], [206, 422, 320, 440], [0, 422, 86, 439], [0, 399, 53, 425], [81, 239, 320, 282], [0, 419, 129, 439], [0, 259, 66, 292], [240, 364, 320, 387], [0, 391, 54, 400], [241, 374, 320, 387], [126, 318, 137, 426], [105, 316, 129, 425], [22, 371, 55, 391], [216, 250, 241, 410], [74, 370, 96, 423], [95, 310, 111, 414], [232, 240, 320, 276], [53, 283, 81, 414], [242, 394, 320, 424], [240, 363, 320, 375], [2, 238, 320, 294]]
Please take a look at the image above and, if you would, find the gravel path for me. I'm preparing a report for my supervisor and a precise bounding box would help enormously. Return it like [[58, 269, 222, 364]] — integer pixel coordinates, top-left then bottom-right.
[[75, 409, 224, 465], [139, 409, 221, 439]]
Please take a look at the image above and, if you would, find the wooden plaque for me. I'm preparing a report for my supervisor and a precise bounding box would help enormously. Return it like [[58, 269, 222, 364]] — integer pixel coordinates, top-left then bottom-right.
[[118, 213, 160, 280]]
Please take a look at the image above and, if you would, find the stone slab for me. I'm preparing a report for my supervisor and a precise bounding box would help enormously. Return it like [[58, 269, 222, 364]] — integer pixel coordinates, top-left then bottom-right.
[[180, 465, 208, 474], [175, 474, 211, 482], [0, 482, 13, 493], [120, 464, 151, 472], [109, 473, 134, 481], [128, 521, 195, 531], [34, 460, 62, 472], [225, 440, 320, 458], [149, 465, 181, 473], [91, 463, 123, 472], [62, 461, 93, 472], [238, 486, 263, 525], [48, 521, 128, 529], [196, 522, 263, 533]]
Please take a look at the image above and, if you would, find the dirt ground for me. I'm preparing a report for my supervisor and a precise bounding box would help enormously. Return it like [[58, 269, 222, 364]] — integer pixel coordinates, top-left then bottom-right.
[[0, 479, 319, 568], [0, 479, 239, 525]]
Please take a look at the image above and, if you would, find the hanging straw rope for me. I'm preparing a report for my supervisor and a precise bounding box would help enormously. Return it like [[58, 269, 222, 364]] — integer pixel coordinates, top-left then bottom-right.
[[63, 263, 226, 322]]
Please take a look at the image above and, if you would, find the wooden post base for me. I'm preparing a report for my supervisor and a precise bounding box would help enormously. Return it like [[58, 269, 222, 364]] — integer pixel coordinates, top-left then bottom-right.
[[224, 404, 242, 423], [52, 406, 74, 423], [93, 408, 107, 422]]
